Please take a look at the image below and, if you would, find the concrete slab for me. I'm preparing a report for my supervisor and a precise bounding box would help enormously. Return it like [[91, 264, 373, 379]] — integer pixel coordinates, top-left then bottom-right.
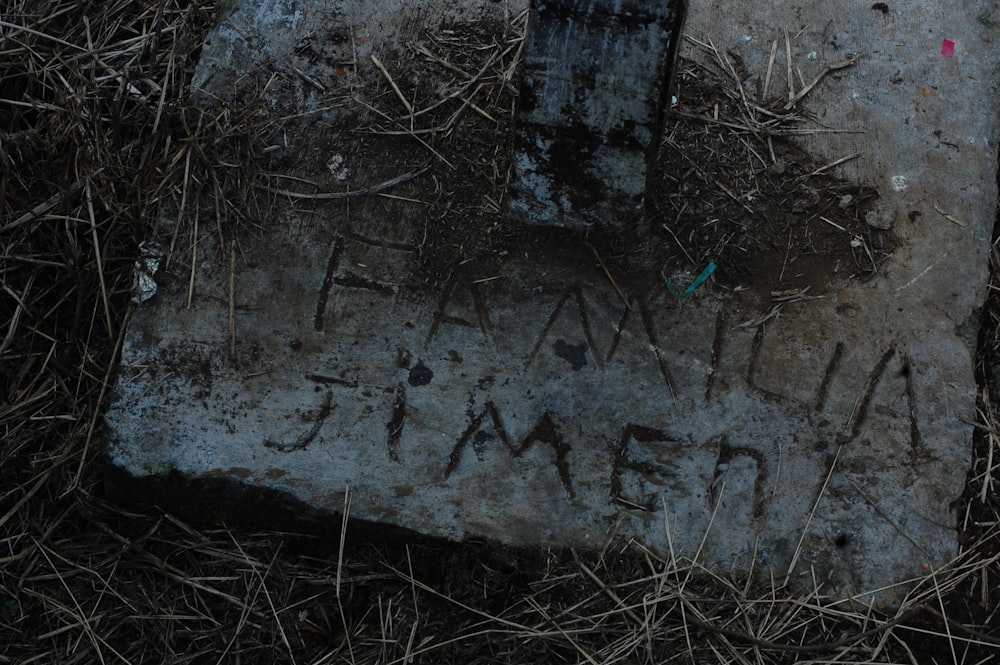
[[104, 0, 1000, 604], [510, 0, 685, 230]]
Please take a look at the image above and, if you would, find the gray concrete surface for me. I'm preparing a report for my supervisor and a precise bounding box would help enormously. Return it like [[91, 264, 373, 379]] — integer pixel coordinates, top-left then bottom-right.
[[105, 0, 1000, 604]]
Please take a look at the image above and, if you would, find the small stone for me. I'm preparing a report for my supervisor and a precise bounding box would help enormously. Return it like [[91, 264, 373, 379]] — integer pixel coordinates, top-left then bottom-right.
[[838, 194, 854, 209], [865, 200, 895, 230], [768, 161, 787, 176]]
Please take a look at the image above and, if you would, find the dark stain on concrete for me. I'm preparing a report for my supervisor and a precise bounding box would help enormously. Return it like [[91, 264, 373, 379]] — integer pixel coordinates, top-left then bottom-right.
[[408, 363, 433, 386], [553, 339, 588, 370]]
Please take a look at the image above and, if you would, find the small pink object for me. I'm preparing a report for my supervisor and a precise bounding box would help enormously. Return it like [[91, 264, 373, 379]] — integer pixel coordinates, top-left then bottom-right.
[[940, 39, 955, 57]]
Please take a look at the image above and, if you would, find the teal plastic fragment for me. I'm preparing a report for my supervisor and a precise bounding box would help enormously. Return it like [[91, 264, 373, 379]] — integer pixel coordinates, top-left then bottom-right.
[[667, 262, 717, 298]]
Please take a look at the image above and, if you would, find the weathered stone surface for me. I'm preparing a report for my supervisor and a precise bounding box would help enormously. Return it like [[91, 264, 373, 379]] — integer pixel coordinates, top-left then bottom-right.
[[104, 0, 999, 605], [510, 0, 686, 230]]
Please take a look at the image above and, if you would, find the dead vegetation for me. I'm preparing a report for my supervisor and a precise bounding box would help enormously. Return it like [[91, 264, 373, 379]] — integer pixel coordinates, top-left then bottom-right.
[[648, 36, 896, 304], [2, 2, 999, 663]]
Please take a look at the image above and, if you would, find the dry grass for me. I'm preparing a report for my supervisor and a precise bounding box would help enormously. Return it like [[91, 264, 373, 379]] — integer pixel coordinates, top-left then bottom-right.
[[2, 2, 999, 663], [650, 36, 891, 297]]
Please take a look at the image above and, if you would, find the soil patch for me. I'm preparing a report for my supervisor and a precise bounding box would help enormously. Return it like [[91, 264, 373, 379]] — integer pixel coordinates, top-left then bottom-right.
[[243, 20, 895, 310]]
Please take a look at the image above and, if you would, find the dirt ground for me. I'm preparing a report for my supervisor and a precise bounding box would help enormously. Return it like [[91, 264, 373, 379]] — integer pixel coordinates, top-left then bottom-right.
[[1, 2, 998, 663]]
